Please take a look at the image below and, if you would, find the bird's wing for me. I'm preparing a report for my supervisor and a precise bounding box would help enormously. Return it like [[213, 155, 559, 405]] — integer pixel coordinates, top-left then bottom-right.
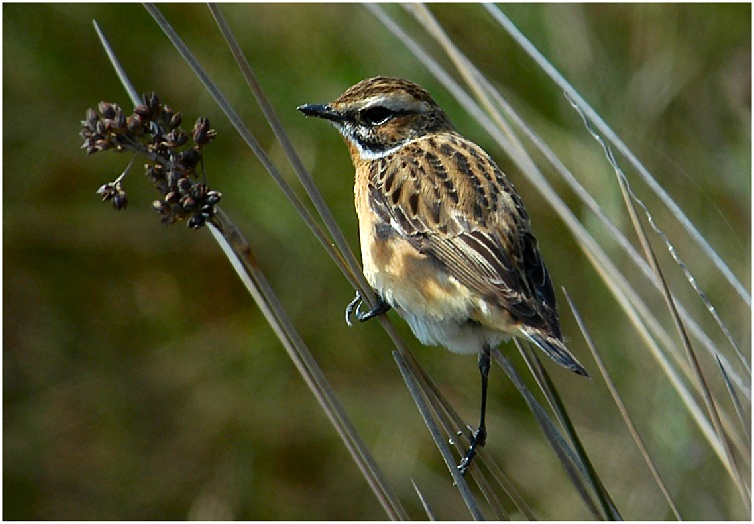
[[367, 133, 559, 335]]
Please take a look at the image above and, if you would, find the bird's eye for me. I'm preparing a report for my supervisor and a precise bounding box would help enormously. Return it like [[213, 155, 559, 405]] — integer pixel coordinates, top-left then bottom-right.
[[361, 106, 394, 125]]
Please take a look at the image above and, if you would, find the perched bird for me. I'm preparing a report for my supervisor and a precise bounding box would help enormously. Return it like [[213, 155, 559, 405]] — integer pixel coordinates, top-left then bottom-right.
[[298, 77, 587, 474]]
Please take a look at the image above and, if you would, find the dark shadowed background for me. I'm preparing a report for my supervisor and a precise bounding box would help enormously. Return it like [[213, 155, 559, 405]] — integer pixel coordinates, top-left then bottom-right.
[[4, 3, 750, 519]]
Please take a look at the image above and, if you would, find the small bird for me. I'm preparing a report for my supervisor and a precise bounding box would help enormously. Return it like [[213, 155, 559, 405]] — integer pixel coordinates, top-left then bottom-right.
[[298, 76, 587, 474]]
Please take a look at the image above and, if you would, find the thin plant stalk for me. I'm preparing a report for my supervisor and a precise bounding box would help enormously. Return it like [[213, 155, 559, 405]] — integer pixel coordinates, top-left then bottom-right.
[[493, 349, 604, 520], [519, 345, 621, 520], [607, 139, 750, 509], [206, 4, 376, 307], [209, 210, 409, 519], [564, 290, 682, 519], [393, 350, 485, 520]]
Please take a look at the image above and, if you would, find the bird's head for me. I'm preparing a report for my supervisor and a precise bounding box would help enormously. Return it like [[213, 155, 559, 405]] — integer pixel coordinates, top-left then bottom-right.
[[298, 76, 454, 161]]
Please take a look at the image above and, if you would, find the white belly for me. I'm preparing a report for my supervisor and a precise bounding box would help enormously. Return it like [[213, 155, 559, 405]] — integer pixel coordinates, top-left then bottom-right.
[[396, 306, 506, 355], [361, 229, 510, 355]]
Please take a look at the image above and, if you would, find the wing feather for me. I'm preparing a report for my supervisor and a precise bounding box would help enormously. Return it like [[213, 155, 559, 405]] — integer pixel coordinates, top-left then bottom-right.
[[369, 133, 559, 334]]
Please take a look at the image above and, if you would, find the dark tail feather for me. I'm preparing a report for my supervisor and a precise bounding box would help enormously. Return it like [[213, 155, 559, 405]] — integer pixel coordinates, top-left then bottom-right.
[[520, 328, 589, 378]]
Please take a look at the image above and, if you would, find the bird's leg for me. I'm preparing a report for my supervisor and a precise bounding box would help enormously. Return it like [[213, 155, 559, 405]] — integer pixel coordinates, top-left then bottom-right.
[[345, 291, 392, 326], [458, 344, 491, 475]]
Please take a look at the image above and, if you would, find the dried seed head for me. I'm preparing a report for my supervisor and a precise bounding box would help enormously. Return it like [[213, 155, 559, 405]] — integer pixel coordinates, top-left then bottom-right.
[[162, 105, 174, 124], [83, 108, 99, 129], [144, 92, 161, 115], [152, 199, 168, 214], [179, 194, 196, 210], [177, 177, 192, 193], [204, 190, 222, 206], [83, 92, 220, 229], [112, 191, 128, 210], [190, 183, 207, 200], [82, 137, 97, 154], [97, 182, 116, 201], [127, 114, 146, 136], [112, 111, 127, 133], [162, 129, 188, 148], [169, 111, 183, 129], [133, 104, 152, 120], [98, 101, 118, 119], [167, 167, 184, 187], [146, 163, 166, 182], [95, 119, 108, 135], [180, 148, 201, 169], [187, 214, 206, 229], [192, 117, 216, 146]]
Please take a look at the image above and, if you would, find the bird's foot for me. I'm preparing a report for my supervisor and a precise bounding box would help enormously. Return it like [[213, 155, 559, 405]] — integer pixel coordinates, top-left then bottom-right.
[[457, 425, 487, 476], [345, 292, 391, 326]]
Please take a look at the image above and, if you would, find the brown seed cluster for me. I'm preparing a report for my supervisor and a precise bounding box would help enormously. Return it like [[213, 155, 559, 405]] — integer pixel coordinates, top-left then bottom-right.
[[80, 92, 221, 228]]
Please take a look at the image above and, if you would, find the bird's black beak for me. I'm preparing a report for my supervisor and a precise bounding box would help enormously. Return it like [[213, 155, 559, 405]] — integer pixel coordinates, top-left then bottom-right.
[[297, 103, 345, 123]]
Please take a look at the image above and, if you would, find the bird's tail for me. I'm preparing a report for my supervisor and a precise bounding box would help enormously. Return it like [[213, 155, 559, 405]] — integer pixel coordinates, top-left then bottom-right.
[[519, 327, 589, 377]]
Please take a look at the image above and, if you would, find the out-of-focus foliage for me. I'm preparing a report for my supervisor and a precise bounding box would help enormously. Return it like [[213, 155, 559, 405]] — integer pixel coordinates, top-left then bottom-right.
[[4, 4, 749, 519]]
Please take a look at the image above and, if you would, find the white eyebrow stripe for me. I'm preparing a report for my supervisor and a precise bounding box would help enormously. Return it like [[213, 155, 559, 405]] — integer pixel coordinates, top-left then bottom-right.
[[359, 94, 428, 113]]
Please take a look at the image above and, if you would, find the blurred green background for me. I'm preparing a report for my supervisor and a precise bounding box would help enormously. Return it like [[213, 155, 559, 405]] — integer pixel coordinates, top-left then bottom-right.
[[4, 3, 750, 520]]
